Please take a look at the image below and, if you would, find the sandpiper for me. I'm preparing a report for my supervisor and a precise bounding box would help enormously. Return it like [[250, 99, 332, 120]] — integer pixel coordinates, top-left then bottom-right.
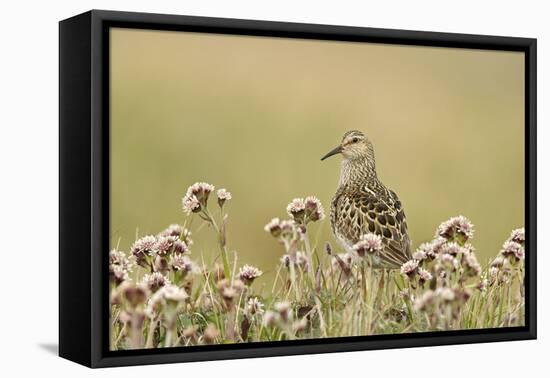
[[321, 130, 412, 268]]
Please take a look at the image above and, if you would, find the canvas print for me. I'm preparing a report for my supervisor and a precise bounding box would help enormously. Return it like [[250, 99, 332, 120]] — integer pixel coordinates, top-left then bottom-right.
[[108, 28, 525, 350]]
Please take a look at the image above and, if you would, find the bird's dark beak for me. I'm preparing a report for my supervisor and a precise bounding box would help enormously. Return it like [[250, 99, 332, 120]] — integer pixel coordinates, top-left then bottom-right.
[[321, 145, 343, 161]]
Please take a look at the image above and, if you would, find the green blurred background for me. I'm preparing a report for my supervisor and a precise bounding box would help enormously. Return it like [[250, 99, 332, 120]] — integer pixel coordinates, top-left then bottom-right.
[[110, 28, 524, 283]]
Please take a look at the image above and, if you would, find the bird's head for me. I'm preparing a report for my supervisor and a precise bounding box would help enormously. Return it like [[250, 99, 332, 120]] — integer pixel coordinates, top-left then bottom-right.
[[321, 130, 375, 162]]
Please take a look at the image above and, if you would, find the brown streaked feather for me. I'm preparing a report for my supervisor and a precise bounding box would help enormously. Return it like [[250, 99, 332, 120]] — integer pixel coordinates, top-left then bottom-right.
[[331, 183, 411, 268]]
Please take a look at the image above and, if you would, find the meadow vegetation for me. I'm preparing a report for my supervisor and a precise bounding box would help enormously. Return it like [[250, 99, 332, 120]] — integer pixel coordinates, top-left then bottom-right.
[[109, 182, 525, 350]]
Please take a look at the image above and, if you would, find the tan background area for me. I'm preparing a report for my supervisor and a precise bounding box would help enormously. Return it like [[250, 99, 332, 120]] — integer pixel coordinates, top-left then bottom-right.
[[110, 28, 524, 283]]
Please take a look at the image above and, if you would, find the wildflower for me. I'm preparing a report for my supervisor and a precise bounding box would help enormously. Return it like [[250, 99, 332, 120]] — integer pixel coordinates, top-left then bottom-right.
[[110, 265, 129, 286], [508, 227, 525, 245], [173, 239, 189, 254], [153, 235, 177, 256], [491, 256, 505, 268], [418, 268, 433, 285], [280, 251, 309, 271], [292, 318, 308, 333], [440, 242, 463, 257], [170, 253, 195, 274], [436, 253, 459, 272], [436, 287, 456, 302], [353, 233, 383, 257], [141, 272, 170, 292], [436, 215, 474, 242], [400, 259, 419, 278], [246, 297, 265, 316], [304, 196, 326, 222], [238, 264, 263, 285], [109, 249, 133, 285], [286, 198, 306, 219], [463, 252, 482, 277], [414, 290, 436, 311], [217, 280, 237, 308], [264, 217, 282, 237], [280, 220, 296, 236], [203, 323, 219, 344], [274, 301, 292, 322], [412, 249, 427, 262], [159, 224, 183, 238], [122, 283, 149, 308], [331, 253, 354, 278], [161, 284, 189, 304], [263, 311, 277, 327], [182, 194, 200, 214], [154, 255, 169, 274], [216, 188, 232, 207], [430, 237, 448, 256], [500, 240, 524, 262], [130, 235, 156, 266]]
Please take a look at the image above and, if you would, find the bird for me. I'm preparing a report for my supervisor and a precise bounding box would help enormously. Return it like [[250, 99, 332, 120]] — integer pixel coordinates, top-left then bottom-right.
[[321, 130, 411, 268]]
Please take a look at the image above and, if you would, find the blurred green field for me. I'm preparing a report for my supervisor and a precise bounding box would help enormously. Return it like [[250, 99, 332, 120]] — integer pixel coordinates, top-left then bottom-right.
[[110, 28, 524, 284]]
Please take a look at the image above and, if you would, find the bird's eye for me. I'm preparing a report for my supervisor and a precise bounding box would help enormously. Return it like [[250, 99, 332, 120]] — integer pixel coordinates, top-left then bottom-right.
[[352, 137, 359, 143]]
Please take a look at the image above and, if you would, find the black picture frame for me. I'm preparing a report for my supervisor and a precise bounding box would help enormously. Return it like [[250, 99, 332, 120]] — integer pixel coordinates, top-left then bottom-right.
[[59, 9, 537, 368]]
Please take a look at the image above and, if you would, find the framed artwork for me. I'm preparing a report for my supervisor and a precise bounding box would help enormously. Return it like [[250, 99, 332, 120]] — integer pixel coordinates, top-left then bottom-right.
[[59, 10, 536, 368]]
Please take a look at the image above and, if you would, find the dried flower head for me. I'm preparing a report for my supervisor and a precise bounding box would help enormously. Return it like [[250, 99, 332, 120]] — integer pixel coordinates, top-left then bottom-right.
[[141, 272, 170, 292], [170, 253, 195, 274], [216, 188, 232, 207], [280, 251, 309, 271], [400, 259, 419, 277], [508, 227, 525, 245], [153, 235, 177, 256], [203, 323, 220, 344], [109, 249, 134, 285], [286, 196, 325, 224], [159, 224, 183, 238], [264, 217, 283, 237], [173, 240, 189, 254], [238, 264, 263, 285], [331, 252, 354, 278], [436, 287, 456, 302], [440, 242, 464, 257], [418, 268, 433, 284], [130, 235, 156, 266], [161, 284, 189, 303], [122, 283, 149, 308], [304, 196, 326, 222], [412, 249, 427, 262], [414, 290, 436, 311], [436, 215, 475, 241], [353, 233, 383, 257], [436, 253, 459, 272], [110, 264, 129, 285], [286, 198, 306, 219], [246, 297, 265, 316], [263, 311, 277, 327], [491, 256, 505, 268], [274, 301, 292, 322], [463, 252, 482, 277], [292, 318, 308, 333], [500, 240, 524, 262], [182, 195, 200, 215]]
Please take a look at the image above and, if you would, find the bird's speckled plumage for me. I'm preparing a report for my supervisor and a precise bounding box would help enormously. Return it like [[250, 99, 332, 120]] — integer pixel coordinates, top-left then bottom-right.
[[323, 130, 412, 268]]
